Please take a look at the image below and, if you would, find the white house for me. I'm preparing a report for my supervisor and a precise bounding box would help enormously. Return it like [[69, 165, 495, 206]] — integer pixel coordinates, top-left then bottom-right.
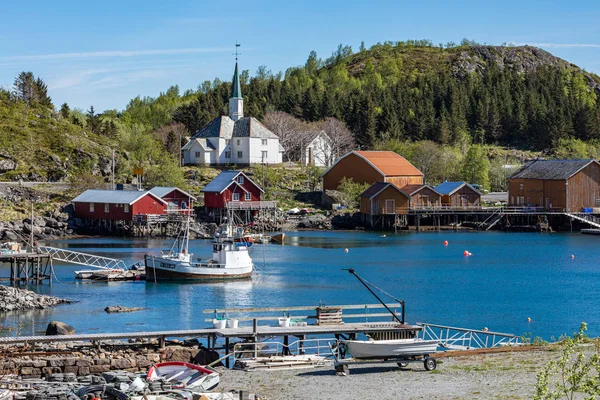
[[182, 62, 284, 166], [303, 131, 335, 167]]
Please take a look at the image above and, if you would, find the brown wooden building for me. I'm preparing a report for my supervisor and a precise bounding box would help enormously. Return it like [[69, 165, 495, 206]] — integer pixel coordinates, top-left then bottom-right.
[[322, 151, 423, 191], [434, 181, 482, 208], [508, 159, 600, 211], [401, 184, 442, 209], [360, 182, 410, 216]]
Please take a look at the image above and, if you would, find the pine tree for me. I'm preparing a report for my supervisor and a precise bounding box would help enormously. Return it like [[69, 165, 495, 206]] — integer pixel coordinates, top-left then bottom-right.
[[59, 103, 70, 119]]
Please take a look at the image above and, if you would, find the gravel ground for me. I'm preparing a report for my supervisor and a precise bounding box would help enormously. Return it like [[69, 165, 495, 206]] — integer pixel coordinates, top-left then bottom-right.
[[218, 350, 552, 400]]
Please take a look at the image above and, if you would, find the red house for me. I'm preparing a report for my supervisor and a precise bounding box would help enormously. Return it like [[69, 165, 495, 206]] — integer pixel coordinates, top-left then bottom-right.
[[149, 186, 197, 214], [201, 171, 264, 209], [72, 190, 167, 221]]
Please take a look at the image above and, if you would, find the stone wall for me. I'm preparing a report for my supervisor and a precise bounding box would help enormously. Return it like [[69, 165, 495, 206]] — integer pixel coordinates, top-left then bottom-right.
[[1, 342, 199, 379]]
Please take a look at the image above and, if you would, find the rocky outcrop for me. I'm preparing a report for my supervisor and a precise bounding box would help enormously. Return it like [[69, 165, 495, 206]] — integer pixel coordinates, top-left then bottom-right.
[[0, 286, 72, 312], [104, 306, 144, 314], [0, 209, 73, 241], [296, 214, 333, 230], [45, 321, 76, 336]]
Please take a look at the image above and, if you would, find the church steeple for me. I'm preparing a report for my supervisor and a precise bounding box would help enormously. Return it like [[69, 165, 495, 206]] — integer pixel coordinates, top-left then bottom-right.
[[229, 44, 244, 121], [231, 62, 242, 99]]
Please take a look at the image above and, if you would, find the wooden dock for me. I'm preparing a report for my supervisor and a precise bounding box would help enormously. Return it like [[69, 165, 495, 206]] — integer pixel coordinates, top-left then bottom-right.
[[0, 251, 54, 284]]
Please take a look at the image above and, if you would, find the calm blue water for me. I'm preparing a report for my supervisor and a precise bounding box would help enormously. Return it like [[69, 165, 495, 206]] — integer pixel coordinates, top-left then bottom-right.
[[1, 231, 599, 340]]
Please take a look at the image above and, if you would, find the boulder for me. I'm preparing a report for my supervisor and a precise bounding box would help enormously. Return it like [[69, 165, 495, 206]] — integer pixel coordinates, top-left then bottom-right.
[[45, 321, 76, 336], [2, 231, 18, 241], [23, 223, 43, 235], [0, 159, 16, 173]]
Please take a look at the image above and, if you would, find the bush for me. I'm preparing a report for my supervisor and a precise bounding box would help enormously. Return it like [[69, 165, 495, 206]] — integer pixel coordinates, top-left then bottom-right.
[[337, 177, 370, 208]]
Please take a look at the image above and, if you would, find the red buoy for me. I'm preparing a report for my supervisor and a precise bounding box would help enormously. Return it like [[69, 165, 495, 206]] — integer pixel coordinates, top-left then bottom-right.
[[444, 240, 448, 246], [571, 254, 575, 259], [463, 250, 469, 256]]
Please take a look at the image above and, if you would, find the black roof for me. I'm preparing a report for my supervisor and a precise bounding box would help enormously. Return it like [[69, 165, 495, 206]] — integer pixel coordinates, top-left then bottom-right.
[[509, 159, 596, 180]]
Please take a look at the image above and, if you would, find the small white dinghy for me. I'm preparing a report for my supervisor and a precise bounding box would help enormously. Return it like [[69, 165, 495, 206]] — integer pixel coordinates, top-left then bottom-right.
[[343, 338, 439, 360], [147, 361, 220, 391]]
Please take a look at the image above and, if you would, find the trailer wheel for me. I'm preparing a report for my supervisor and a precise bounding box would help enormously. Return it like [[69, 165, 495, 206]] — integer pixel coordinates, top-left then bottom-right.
[[424, 357, 437, 371], [397, 362, 409, 368]]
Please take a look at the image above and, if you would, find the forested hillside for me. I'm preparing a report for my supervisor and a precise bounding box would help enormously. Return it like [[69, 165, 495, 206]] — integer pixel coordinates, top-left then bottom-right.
[[2, 40, 600, 191]]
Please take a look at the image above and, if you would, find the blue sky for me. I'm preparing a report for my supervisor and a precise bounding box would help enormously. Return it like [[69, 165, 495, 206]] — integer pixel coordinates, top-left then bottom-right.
[[1, 0, 599, 111]]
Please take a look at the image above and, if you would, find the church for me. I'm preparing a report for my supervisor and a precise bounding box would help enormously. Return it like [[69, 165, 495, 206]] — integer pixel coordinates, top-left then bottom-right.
[[182, 62, 284, 166]]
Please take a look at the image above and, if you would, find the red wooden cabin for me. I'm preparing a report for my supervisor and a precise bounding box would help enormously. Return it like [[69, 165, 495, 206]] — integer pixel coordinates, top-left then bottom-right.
[[201, 171, 264, 209], [72, 190, 167, 221], [149, 186, 197, 215]]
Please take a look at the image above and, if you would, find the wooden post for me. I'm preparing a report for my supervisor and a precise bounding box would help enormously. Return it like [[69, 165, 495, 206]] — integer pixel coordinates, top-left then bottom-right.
[[225, 337, 230, 368], [283, 335, 289, 356]]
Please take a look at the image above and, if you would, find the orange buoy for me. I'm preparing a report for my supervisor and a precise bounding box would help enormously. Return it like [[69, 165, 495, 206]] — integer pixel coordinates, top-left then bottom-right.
[[443, 240, 448, 246], [344, 248, 349, 253], [527, 317, 531, 322], [571, 255, 575, 259], [463, 250, 469, 256]]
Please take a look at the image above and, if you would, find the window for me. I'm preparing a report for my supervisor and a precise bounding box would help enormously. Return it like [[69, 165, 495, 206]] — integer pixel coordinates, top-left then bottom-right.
[[245, 193, 251, 201], [104, 203, 109, 213], [195, 151, 201, 158], [89, 203, 95, 212], [520, 183, 523, 190], [225, 139, 230, 145], [237, 175, 244, 184], [261, 151, 268, 161], [225, 151, 231, 158], [124, 204, 130, 213], [232, 193, 240, 201], [261, 139, 267, 146], [237, 151, 243, 159], [237, 139, 240, 145]]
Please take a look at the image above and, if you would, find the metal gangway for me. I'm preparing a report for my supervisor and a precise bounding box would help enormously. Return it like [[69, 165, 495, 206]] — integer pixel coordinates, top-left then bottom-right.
[[564, 212, 600, 229], [418, 322, 522, 350], [37, 246, 128, 271]]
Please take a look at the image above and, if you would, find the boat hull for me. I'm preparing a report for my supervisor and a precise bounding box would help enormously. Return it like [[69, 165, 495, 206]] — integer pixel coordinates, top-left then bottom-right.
[[144, 255, 253, 281], [344, 339, 439, 359]]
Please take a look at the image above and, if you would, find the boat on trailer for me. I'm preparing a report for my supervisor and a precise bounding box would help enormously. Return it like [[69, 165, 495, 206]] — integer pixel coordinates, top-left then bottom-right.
[[343, 338, 439, 359], [145, 218, 253, 281]]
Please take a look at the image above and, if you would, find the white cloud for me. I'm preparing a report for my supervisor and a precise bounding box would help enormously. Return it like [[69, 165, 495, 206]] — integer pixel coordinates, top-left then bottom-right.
[[518, 43, 600, 49], [1, 47, 230, 62]]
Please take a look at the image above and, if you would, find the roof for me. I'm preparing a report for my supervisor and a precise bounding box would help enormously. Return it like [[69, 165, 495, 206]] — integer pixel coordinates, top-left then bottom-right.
[[149, 187, 197, 201], [190, 116, 278, 140], [305, 131, 331, 148], [182, 138, 215, 152], [72, 190, 166, 205], [509, 159, 598, 180], [434, 181, 482, 196], [360, 182, 408, 199], [323, 151, 423, 178], [231, 62, 242, 99], [201, 171, 265, 194], [400, 184, 441, 196]]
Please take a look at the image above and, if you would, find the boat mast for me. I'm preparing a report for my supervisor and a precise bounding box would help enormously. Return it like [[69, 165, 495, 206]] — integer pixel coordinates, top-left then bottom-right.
[[345, 268, 405, 324]]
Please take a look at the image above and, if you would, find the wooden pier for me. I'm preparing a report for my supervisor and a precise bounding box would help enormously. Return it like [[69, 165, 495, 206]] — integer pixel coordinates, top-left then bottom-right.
[[0, 251, 54, 285]]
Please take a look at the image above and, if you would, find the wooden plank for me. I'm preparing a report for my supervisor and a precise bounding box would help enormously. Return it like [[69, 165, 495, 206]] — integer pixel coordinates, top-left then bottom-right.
[[202, 313, 396, 323], [203, 303, 402, 314]]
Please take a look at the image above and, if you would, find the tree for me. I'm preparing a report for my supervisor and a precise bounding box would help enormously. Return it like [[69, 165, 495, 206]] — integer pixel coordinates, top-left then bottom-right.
[[312, 117, 355, 166], [337, 177, 369, 208], [86, 106, 101, 134], [60, 103, 70, 119], [12, 72, 36, 104], [262, 111, 308, 162], [34, 77, 52, 107], [144, 158, 185, 187], [152, 123, 189, 160], [461, 144, 491, 189]]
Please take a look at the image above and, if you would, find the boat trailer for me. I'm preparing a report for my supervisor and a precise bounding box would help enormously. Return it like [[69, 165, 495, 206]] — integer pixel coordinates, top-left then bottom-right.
[[328, 340, 437, 376]]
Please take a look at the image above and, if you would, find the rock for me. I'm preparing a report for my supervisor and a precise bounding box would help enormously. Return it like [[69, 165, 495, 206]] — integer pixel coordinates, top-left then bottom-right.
[[24, 215, 46, 227], [0, 159, 16, 173], [23, 222, 43, 235], [104, 306, 144, 314], [2, 231, 18, 241], [45, 321, 76, 336]]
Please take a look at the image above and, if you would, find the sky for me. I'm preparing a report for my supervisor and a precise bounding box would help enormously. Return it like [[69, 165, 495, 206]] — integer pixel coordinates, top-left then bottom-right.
[[1, 0, 599, 112]]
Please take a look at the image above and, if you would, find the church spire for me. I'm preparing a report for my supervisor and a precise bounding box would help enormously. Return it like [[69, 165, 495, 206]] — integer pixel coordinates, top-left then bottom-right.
[[229, 43, 244, 121], [231, 62, 242, 99]]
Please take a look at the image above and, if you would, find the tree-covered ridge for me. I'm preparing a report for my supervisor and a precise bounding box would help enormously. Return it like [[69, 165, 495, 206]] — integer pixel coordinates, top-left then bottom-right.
[[170, 42, 599, 152]]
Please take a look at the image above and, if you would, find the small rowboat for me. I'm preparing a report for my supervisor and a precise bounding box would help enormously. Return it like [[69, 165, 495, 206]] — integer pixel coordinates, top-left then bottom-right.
[[343, 338, 439, 360], [147, 361, 220, 391], [270, 233, 285, 244]]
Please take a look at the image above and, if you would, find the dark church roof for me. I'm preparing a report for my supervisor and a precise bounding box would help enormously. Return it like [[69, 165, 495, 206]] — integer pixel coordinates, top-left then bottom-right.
[[231, 62, 242, 99], [191, 116, 278, 139], [509, 159, 597, 180]]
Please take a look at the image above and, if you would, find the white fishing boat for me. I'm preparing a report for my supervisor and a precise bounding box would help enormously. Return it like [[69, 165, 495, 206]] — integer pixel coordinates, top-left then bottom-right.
[[145, 218, 253, 281], [343, 338, 439, 360]]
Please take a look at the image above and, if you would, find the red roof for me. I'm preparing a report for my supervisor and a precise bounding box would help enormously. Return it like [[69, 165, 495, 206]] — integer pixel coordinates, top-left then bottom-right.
[[353, 151, 423, 177]]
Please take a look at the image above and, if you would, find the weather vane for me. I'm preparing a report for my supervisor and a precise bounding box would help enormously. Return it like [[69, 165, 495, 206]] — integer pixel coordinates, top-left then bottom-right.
[[234, 42, 241, 61]]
